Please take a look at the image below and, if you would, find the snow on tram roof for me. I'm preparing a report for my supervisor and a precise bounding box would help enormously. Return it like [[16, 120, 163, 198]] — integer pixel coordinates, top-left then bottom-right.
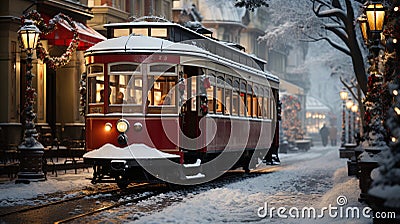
[[85, 35, 206, 53], [85, 35, 279, 82]]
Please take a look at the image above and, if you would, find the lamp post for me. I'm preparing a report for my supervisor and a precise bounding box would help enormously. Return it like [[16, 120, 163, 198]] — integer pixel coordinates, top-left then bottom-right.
[[339, 88, 348, 146], [346, 98, 354, 144], [357, 1, 387, 147], [16, 19, 45, 183]]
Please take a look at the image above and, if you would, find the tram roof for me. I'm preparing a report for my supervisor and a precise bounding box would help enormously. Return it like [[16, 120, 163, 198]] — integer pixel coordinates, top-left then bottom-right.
[[85, 35, 279, 83], [85, 34, 204, 54], [104, 21, 269, 68]]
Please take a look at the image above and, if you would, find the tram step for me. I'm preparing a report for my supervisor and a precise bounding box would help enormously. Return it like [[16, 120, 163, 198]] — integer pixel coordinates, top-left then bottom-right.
[[183, 159, 201, 168], [184, 172, 205, 180]]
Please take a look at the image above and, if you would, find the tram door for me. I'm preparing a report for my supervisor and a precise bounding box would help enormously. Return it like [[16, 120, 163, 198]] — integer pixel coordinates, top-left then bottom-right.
[[180, 66, 203, 152]]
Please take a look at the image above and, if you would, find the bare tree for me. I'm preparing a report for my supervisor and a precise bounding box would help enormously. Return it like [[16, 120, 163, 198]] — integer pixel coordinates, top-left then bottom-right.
[[244, 0, 368, 95], [306, 0, 367, 94]]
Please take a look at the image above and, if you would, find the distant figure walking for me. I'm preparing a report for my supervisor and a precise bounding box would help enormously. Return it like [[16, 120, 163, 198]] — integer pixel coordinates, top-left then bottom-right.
[[319, 124, 329, 147], [329, 126, 338, 146]]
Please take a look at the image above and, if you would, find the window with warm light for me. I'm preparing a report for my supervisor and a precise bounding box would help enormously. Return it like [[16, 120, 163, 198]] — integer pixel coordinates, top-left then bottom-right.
[[151, 28, 168, 38], [87, 64, 105, 104], [206, 75, 215, 113], [132, 28, 148, 36], [366, 3, 385, 32], [109, 63, 142, 106], [147, 64, 177, 113], [114, 29, 130, 37]]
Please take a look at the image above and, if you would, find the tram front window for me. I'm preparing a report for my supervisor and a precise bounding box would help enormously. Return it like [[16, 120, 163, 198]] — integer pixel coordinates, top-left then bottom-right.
[[147, 75, 177, 113], [109, 75, 142, 105]]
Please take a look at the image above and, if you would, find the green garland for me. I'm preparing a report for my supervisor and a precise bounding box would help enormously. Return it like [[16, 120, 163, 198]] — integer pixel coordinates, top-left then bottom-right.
[[21, 10, 79, 69]]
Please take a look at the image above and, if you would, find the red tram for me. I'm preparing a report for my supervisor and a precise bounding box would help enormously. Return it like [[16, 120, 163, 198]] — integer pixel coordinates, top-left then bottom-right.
[[83, 19, 280, 187]]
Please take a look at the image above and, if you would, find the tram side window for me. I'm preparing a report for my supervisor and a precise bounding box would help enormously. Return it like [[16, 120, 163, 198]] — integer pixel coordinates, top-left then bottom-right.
[[257, 87, 263, 118], [240, 82, 246, 116], [88, 75, 105, 103], [270, 89, 275, 119], [253, 86, 259, 118], [225, 78, 232, 115], [87, 64, 104, 104], [207, 75, 215, 113], [147, 75, 177, 109], [263, 88, 270, 119], [147, 64, 178, 113], [247, 84, 253, 117], [232, 80, 239, 116], [216, 76, 224, 113]]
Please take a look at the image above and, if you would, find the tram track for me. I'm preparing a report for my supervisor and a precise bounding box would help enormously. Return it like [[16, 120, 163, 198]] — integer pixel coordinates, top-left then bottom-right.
[[0, 183, 164, 223], [0, 184, 118, 218], [54, 187, 167, 224], [0, 163, 287, 223]]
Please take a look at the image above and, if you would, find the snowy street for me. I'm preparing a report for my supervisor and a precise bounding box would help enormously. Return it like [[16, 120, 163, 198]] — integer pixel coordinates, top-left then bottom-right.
[[131, 145, 369, 224], [0, 145, 371, 223]]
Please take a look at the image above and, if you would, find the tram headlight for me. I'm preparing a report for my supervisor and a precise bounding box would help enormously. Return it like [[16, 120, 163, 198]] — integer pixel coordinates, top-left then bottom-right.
[[104, 122, 112, 132], [116, 119, 130, 133]]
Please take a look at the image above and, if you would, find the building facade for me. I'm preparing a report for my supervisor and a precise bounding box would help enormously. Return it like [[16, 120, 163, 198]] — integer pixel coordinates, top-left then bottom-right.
[[0, 0, 105, 139]]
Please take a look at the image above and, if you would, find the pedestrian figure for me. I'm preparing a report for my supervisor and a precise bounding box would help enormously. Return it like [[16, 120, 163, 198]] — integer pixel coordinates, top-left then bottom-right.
[[329, 126, 338, 146], [319, 124, 329, 147]]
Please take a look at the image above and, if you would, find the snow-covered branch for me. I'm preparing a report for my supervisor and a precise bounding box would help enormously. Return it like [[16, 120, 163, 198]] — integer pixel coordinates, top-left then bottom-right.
[[302, 34, 351, 56]]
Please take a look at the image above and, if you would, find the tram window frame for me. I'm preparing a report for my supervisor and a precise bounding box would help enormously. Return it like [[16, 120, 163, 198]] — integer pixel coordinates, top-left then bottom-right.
[[232, 80, 240, 116], [253, 86, 259, 118], [270, 89, 275, 120], [147, 64, 178, 114], [87, 64, 105, 104], [108, 63, 142, 107], [247, 83, 253, 117], [132, 28, 148, 36], [239, 81, 246, 117], [225, 78, 232, 115], [216, 75, 225, 114], [114, 28, 130, 37], [150, 28, 168, 38], [206, 74, 216, 114], [257, 87, 263, 118], [263, 87, 270, 119]]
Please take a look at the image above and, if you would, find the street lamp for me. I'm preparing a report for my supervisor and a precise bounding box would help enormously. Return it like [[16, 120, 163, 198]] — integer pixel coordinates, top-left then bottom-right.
[[365, 1, 385, 34], [339, 88, 348, 146], [358, 15, 369, 44], [16, 19, 45, 183], [346, 98, 354, 144], [364, 1, 386, 57]]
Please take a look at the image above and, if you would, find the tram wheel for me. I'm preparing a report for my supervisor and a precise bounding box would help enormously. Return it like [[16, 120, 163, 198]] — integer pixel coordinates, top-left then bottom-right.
[[116, 176, 129, 189]]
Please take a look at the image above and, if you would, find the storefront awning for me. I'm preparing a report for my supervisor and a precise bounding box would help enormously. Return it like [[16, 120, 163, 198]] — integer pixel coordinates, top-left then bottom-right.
[[43, 19, 106, 50]]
